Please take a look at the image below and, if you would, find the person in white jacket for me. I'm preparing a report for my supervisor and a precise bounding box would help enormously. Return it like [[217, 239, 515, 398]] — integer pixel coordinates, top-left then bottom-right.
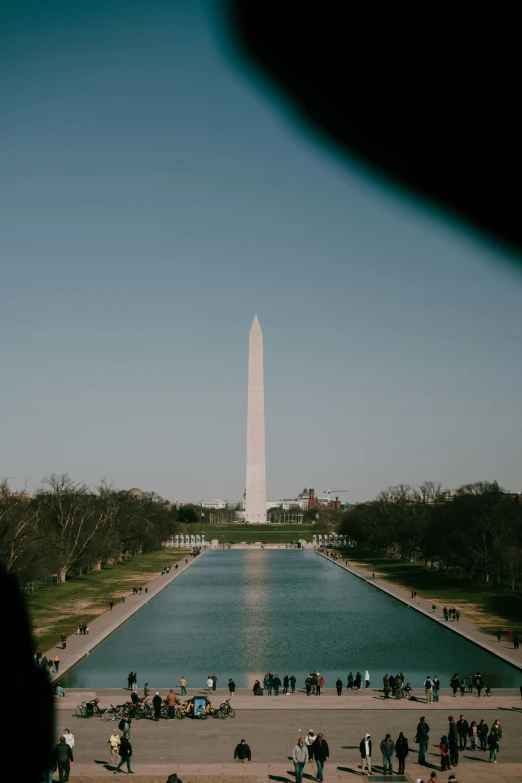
[[304, 730, 316, 763], [292, 737, 308, 783], [63, 729, 75, 749], [364, 670, 371, 688]]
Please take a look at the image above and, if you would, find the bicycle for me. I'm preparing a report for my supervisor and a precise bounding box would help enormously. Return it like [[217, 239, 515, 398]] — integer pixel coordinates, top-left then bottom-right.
[[218, 698, 235, 718]]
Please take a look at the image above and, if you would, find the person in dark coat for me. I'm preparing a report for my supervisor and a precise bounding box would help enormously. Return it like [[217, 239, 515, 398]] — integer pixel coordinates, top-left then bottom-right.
[[395, 732, 408, 775], [228, 678, 236, 694], [54, 736, 74, 783], [336, 677, 343, 695], [283, 675, 289, 694], [290, 675, 296, 692], [416, 717, 430, 766], [311, 733, 329, 782], [234, 739, 251, 762], [153, 692, 162, 721], [448, 716, 459, 767], [114, 732, 132, 774]]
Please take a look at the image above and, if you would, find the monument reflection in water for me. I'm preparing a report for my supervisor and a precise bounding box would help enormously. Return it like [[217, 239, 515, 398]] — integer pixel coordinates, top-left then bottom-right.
[[62, 550, 521, 688]]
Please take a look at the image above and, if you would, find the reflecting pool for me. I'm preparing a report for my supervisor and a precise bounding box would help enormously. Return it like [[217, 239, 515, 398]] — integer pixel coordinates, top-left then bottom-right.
[[62, 550, 521, 688]]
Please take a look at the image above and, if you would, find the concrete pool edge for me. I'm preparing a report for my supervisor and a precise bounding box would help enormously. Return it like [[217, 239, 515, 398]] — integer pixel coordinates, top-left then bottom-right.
[[317, 550, 522, 673], [45, 551, 206, 683]]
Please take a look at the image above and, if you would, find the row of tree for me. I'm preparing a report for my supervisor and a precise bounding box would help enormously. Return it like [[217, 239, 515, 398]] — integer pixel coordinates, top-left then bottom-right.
[[0, 475, 203, 583], [338, 481, 522, 588]]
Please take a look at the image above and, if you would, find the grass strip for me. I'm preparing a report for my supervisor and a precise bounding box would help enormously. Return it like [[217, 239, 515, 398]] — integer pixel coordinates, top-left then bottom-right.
[[346, 550, 522, 634], [26, 547, 186, 651]]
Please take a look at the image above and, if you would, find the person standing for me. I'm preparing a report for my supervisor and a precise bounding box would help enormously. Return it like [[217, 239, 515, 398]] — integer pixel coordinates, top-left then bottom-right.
[[305, 730, 316, 763], [153, 692, 162, 721], [364, 670, 371, 688], [292, 737, 308, 783], [114, 732, 132, 774], [468, 720, 478, 751], [311, 733, 329, 782], [395, 732, 408, 775], [290, 674, 296, 693], [131, 672, 138, 691], [438, 735, 450, 771], [127, 672, 133, 690], [283, 675, 289, 694], [166, 689, 178, 719], [425, 676, 433, 703], [109, 599, 113, 611], [488, 728, 499, 763], [53, 736, 74, 783], [144, 683, 150, 698], [477, 719, 488, 752], [450, 674, 459, 697], [109, 730, 121, 768], [228, 678, 236, 694], [336, 676, 343, 695], [207, 676, 214, 695], [347, 672, 354, 689], [380, 733, 395, 775], [234, 739, 251, 763], [432, 676, 440, 702], [53, 655, 60, 673], [416, 717, 430, 766], [179, 676, 187, 695], [211, 673, 217, 691], [457, 715, 469, 750], [359, 733, 372, 775], [273, 674, 281, 695], [448, 716, 459, 767], [514, 633, 519, 649]]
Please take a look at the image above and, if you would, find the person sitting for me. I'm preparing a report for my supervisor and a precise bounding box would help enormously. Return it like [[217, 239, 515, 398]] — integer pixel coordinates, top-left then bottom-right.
[[54, 682, 65, 697]]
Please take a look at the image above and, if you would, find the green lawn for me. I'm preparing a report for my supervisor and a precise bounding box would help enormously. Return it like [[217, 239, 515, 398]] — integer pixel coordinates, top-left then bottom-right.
[[178, 523, 315, 543], [347, 550, 522, 635], [26, 548, 185, 652]]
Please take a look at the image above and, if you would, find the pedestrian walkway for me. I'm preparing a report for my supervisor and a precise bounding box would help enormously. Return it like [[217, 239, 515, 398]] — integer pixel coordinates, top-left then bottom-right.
[[45, 552, 204, 682], [317, 551, 522, 671], [54, 686, 522, 711], [41, 761, 522, 781]]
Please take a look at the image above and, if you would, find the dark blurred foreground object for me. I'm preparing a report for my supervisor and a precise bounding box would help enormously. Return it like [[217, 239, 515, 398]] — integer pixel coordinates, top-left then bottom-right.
[[226, 4, 522, 256], [1, 562, 54, 782]]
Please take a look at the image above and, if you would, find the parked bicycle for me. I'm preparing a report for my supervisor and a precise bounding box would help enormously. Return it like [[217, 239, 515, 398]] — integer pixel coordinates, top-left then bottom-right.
[[218, 697, 235, 718]]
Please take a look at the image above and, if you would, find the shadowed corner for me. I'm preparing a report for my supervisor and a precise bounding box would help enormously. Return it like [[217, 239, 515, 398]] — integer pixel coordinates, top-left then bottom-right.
[[1, 561, 54, 783]]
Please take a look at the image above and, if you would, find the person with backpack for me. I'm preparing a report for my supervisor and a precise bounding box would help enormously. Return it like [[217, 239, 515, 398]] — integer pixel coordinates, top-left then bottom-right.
[[118, 714, 131, 734], [114, 732, 132, 774]]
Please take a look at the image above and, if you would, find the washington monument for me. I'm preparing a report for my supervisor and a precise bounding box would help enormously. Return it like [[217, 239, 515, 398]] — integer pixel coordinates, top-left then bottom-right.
[[245, 315, 267, 523]]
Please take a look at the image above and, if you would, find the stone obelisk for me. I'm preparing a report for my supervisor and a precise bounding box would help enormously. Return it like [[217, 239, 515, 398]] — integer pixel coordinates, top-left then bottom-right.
[[245, 315, 266, 523]]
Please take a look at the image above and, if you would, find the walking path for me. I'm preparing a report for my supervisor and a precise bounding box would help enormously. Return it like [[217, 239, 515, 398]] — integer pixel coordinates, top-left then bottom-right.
[[316, 551, 522, 672], [45, 551, 204, 683], [55, 686, 522, 711]]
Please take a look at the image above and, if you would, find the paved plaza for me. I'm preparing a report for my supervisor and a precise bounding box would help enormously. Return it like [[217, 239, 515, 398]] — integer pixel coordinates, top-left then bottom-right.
[[54, 689, 522, 781]]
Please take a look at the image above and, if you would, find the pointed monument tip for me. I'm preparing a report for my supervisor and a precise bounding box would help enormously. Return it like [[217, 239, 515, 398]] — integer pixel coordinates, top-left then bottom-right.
[[250, 314, 261, 332]]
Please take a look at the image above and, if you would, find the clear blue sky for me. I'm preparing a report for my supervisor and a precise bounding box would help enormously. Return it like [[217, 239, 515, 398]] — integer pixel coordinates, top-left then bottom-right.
[[2, 0, 522, 503]]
